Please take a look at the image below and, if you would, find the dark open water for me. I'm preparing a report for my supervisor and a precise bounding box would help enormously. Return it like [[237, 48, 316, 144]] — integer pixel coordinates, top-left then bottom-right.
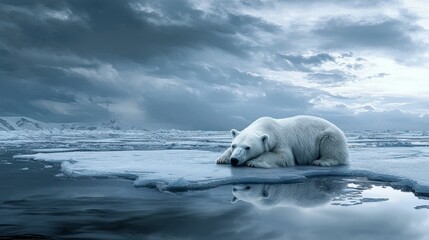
[[1, 150, 429, 240]]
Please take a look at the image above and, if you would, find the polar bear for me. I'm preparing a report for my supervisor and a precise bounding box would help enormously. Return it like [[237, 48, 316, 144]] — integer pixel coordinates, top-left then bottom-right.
[[216, 115, 348, 168]]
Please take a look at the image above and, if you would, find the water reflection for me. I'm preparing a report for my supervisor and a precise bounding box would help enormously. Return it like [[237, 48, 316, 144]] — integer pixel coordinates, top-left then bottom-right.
[[2, 157, 429, 240], [232, 177, 391, 208]]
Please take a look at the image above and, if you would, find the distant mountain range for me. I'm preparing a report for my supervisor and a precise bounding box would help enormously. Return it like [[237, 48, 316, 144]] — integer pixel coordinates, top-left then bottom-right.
[[0, 117, 142, 131]]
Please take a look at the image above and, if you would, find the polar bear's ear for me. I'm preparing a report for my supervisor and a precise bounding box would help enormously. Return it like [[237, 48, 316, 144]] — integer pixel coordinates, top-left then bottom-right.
[[261, 134, 269, 144], [230, 129, 240, 138], [232, 196, 239, 203]]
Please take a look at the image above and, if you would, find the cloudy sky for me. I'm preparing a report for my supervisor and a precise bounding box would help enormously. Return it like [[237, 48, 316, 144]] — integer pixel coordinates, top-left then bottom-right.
[[1, 0, 428, 130]]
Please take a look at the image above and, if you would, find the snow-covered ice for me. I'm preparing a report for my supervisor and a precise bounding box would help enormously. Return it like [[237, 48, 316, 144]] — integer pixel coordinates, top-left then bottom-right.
[[6, 129, 429, 193], [14, 145, 429, 195]]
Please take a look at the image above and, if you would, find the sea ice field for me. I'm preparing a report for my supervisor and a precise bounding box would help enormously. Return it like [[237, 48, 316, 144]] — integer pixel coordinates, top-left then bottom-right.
[[1, 129, 429, 239]]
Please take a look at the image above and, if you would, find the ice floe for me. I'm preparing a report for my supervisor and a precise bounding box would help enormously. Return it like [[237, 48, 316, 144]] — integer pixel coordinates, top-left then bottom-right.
[[14, 146, 429, 195]]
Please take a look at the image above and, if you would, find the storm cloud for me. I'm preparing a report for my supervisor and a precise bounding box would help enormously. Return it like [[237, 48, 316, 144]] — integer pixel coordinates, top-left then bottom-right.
[[1, 0, 428, 130], [314, 17, 425, 55]]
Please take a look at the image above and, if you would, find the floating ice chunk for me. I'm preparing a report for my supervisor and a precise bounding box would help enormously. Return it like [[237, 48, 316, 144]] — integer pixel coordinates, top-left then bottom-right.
[[13, 147, 429, 195]]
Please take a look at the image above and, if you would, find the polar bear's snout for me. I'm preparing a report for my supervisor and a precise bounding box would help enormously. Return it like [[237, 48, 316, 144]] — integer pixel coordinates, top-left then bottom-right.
[[230, 158, 239, 166], [230, 147, 247, 166]]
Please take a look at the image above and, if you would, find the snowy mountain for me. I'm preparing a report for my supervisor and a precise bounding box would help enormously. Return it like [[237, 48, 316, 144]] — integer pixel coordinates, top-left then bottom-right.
[[0, 117, 46, 131], [0, 117, 140, 131]]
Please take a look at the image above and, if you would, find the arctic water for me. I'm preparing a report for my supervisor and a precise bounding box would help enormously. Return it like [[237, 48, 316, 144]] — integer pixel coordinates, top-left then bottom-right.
[[1, 130, 429, 239]]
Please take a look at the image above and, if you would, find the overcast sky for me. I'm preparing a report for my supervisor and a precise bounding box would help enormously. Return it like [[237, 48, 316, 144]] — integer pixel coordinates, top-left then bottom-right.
[[1, 0, 428, 130]]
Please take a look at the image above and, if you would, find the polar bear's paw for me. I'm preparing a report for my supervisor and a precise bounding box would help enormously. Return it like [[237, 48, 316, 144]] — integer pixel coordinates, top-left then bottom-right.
[[245, 159, 272, 168], [216, 156, 230, 164], [312, 159, 335, 167]]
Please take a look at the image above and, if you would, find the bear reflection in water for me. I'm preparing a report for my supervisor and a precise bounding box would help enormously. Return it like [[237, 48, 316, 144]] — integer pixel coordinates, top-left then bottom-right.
[[232, 178, 348, 208]]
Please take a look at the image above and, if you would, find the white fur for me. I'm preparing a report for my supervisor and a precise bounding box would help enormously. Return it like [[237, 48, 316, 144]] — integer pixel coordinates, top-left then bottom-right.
[[216, 115, 349, 168]]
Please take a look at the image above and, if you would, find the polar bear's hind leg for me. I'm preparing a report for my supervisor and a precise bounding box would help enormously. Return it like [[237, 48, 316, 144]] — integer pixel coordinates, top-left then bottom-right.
[[313, 129, 349, 167]]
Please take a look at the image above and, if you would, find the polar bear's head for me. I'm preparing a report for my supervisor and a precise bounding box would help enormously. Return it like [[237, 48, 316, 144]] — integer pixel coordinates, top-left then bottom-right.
[[229, 129, 269, 166], [231, 184, 270, 205]]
